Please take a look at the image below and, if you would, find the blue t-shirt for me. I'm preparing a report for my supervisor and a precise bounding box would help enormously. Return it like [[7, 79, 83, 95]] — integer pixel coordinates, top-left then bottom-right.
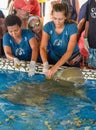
[[3, 29, 35, 61], [43, 21, 79, 61]]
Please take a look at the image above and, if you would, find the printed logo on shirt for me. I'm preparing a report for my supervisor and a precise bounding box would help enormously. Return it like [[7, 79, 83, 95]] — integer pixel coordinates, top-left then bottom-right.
[[9, 39, 13, 44], [90, 7, 96, 18], [49, 30, 53, 35], [53, 39, 62, 46], [24, 36, 28, 42], [65, 30, 68, 36], [15, 48, 25, 56]]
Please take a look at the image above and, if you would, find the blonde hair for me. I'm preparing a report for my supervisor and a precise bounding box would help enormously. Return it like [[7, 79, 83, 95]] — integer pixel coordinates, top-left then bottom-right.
[[28, 16, 39, 24]]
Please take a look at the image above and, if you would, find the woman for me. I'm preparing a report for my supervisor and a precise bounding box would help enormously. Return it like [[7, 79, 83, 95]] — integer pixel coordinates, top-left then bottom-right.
[[3, 15, 38, 76], [44, 0, 80, 25], [28, 15, 43, 62], [28, 15, 43, 44], [40, 3, 81, 79]]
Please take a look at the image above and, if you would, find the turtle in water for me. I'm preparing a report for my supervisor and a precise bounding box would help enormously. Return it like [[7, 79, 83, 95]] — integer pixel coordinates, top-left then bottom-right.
[[1, 80, 87, 107], [0, 67, 87, 107], [52, 67, 85, 87]]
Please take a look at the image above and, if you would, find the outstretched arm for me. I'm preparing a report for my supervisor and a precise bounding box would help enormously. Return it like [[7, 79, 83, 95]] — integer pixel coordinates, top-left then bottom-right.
[[4, 46, 14, 60], [40, 30, 50, 63], [46, 33, 78, 78], [29, 37, 38, 62], [84, 21, 89, 38]]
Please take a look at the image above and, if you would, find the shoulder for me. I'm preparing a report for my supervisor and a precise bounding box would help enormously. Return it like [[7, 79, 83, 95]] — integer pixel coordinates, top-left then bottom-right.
[[65, 23, 78, 34], [3, 33, 12, 46], [44, 21, 54, 29], [44, 21, 54, 26], [43, 21, 54, 34], [22, 29, 31, 33], [3, 33, 10, 39], [70, 23, 78, 31], [22, 29, 35, 40], [66, 23, 77, 28]]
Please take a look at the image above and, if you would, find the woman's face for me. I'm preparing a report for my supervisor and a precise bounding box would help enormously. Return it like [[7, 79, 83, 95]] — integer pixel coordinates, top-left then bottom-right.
[[29, 19, 42, 34], [52, 11, 66, 27], [16, 9, 29, 19], [7, 24, 21, 39]]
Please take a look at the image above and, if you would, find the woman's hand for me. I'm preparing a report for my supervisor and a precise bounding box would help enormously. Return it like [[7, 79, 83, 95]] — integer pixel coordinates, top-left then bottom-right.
[[13, 57, 21, 68], [43, 62, 49, 75], [46, 65, 58, 79], [28, 60, 36, 77]]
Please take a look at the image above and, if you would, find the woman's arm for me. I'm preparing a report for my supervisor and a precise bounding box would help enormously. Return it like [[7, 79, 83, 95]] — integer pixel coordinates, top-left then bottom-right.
[[40, 30, 50, 63], [3, 46, 14, 60], [84, 21, 89, 38], [29, 37, 38, 62], [77, 18, 86, 40], [55, 34, 77, 66], [28, 37, 39, 76], [47, 33, 78, 78]]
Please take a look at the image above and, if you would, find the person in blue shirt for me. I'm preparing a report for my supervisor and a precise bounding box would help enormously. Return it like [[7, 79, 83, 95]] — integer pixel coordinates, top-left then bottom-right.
[[40, 3, 81, 79], [3, 15, 38, 76]]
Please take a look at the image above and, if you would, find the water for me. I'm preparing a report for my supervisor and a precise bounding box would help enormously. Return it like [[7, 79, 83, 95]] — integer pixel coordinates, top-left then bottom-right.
[[0, 69, 96, 130]]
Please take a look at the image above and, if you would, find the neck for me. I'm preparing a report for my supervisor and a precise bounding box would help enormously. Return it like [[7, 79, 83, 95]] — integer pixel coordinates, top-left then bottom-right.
[[13, 35, 22, 44], [22, 19, 28, 29]]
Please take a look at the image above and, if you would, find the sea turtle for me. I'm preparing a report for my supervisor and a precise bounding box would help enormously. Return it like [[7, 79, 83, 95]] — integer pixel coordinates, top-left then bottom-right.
[[52, 67, 85, 87], [0, 67, 86, 107], [1, 80, 86, 107]]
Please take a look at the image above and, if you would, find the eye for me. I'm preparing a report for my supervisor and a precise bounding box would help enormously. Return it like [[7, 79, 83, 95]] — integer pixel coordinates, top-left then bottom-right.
[[35, 22, 40, 26], [29, 21, 40, 29]]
